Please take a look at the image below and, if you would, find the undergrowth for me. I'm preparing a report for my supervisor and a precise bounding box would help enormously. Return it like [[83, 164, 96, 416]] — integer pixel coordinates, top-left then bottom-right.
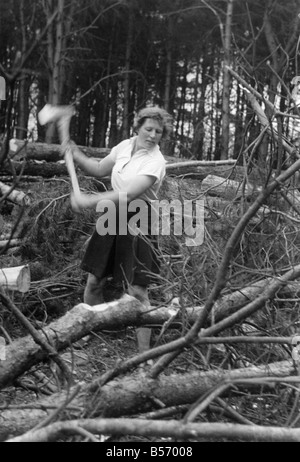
[[1, 172, 300, 440]]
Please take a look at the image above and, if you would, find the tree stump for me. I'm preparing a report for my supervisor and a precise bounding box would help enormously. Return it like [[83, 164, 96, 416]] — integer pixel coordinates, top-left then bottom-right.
[[0, 265, 31, 293]]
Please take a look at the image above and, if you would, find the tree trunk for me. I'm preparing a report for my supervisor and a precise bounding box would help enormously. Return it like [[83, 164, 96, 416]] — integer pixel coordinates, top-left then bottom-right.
[[8, 415, 300, 443], [179, 61, 188, 148], [201, 174, 261, 200], [44, 0, 68, 143], [192, 58, 209, 160], [220, 0, 234, 160], [109, 76, 119, 147], [36, 76, 48, 142], [233, 82, 244, 160], [0, 239, 22, 250], [3, 161, 71, 178], [164, 16, 174, 112], [9, 140, 237, 167], [76, 96, 91, 146], [9, 139, 110, 161], [15, 75, 30, 140], [122, 5, 134, 139], [15, 0, 31, 140], [3, 152, 264, 186], [0, 180, 30, 205], [214, 61, 222, 160], [1, 272, 299, 391], [92, 25, 114, 148], [0, 358, 294, 441], [0, 294, 203, 390]]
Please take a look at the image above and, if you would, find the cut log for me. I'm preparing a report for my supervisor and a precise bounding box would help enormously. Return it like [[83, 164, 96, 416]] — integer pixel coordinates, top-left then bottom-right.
[[201, 174, 262, 200], [166, 161, 238, 181], [0, 265, 30, 293], [0, 175, 44, 183], [2, 161, 69, 178], [9, 139, 111, 162], [167, 160, 236, 168], [0, 239, 22, 250], [0, 181, 30, 206]]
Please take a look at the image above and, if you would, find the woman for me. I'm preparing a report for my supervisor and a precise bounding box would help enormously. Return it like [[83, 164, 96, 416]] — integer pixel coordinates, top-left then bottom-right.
[[70, 107, 173, 353]]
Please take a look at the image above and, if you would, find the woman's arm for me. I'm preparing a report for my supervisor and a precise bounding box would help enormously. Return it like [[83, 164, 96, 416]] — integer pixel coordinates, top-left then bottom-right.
[[71, 175, 156, 212], [71, 142, 115, 178]]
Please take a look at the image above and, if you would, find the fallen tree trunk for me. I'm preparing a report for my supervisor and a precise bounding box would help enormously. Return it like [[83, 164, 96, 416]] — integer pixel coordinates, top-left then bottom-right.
[[201, 174, 262, 200], [0, 239, 22, 250], [2, 161, 69, 178], [7, 416, 300, 443], [10, 140, 236, 167], [0, 181, 30, 206], [0, 276, 299, 390], [0, 295, 198, 390], [9, 140, 178, 165], [0, 359, 294, 441], [0, 278, 295, 389], [0, 361, 294, 441], [165, 161, 238, 181], [5, 140, 285, 195], [9, 139, 111, 162], [3, 160, 241, 182], [0, 265, 30, 293], [0, 273, 299, 440], [4, 145, 262, 186]]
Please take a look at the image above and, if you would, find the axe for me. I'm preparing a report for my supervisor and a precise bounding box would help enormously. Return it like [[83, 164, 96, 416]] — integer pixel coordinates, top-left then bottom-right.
[[38, 104, 80, 197]]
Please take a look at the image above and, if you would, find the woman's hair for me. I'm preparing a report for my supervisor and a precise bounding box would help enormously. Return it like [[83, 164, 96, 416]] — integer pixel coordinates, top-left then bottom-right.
[[133, 107, 173, 140]]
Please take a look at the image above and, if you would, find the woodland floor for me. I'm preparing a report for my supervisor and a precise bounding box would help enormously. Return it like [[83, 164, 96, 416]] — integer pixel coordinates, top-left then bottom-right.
[[0, 175, 208, 442], [1, 172, 300, 442]]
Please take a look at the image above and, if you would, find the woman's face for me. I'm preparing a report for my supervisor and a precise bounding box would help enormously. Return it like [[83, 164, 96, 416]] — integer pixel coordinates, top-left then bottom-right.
[[136, 118, 163, 150]]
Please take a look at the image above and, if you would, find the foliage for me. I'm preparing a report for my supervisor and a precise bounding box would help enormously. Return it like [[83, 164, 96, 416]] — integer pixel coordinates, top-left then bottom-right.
[[1, 0, 300, 159]]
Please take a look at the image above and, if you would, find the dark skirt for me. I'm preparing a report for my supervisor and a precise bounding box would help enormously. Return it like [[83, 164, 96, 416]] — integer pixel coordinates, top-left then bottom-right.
[[80, 203, 160, 287]]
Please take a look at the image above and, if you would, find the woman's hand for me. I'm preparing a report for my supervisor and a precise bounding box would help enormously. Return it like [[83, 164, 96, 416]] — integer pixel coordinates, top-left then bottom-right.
[[70, 189, 107, 212], [70, 191, 97, 212], [68, 140, 83, 163]]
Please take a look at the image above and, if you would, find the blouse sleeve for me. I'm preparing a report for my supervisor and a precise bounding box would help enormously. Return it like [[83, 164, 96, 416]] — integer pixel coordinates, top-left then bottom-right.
[[105, 145, 118, 162], [137, 157, 166, 183]]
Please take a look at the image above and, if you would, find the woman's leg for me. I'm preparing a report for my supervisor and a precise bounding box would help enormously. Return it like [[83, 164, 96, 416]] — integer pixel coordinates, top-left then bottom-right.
[[84, 273, 106, 305], [74, 273, 106, 347], [128, 284, 152, 353]]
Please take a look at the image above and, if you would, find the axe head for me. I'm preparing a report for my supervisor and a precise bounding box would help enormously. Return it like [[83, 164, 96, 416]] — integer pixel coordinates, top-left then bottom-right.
[[38, 104, 75, 126], [38, 104, 75, 147]]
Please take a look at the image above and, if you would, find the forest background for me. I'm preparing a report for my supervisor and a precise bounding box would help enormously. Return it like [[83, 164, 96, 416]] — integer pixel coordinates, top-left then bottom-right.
[[1, 0, 299, 161]]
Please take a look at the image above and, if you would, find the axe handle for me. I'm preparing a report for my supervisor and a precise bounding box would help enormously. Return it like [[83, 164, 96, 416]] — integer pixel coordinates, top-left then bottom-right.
[[57, 116, 72, 151], [57, 115, 81, 197], [65, 147, 81, 197]]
